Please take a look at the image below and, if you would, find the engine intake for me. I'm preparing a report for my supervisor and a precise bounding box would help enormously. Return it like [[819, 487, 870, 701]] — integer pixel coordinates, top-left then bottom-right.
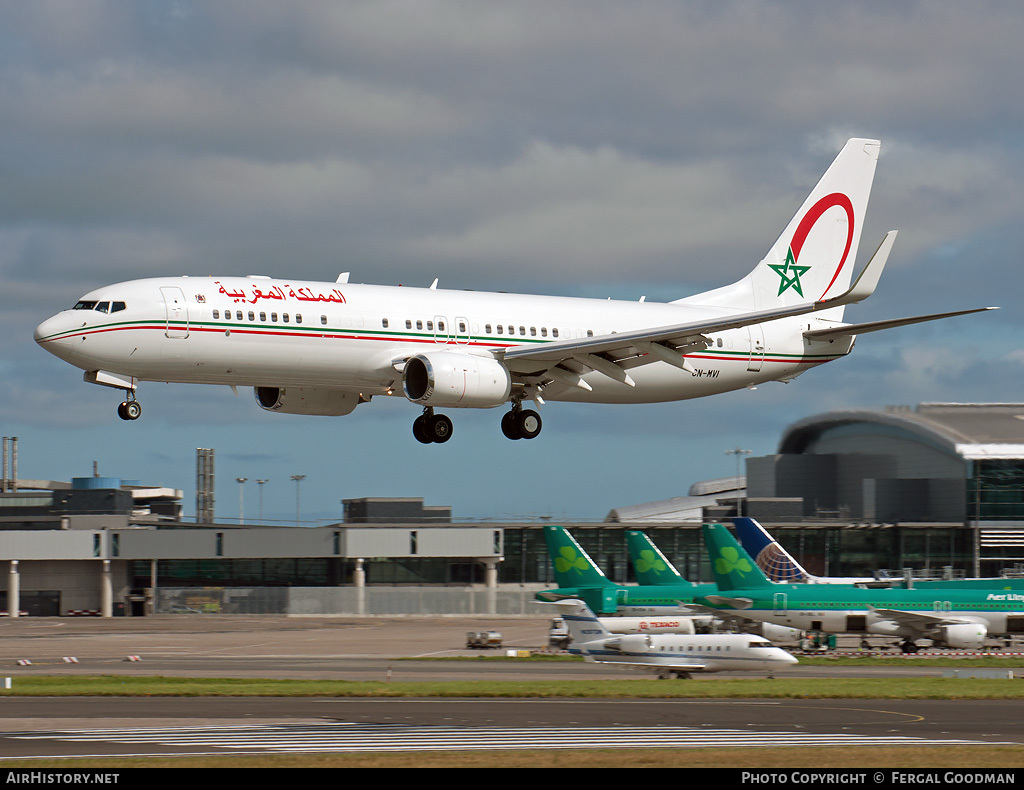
[[403, 352, 511, 408], [937, 622, 987, 649], [254, 386, 360, 416]]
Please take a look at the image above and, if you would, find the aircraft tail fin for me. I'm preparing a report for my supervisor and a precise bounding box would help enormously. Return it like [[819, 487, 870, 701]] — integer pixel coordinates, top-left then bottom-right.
[[680, 139, 880, 320], [703, 523, 775, 591], [550, 598, 613, 643], [543, 525, 613, 589], [625, 530, 695, 587], [732, 517, 813, 583], [751, 138, 880, 317]]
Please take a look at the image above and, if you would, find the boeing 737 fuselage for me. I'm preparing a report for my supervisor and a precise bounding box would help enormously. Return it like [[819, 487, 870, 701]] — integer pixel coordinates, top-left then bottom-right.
[[34, 139, 993, 442]]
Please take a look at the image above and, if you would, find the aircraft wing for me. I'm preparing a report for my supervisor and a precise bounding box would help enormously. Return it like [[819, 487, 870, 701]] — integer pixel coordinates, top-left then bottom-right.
[[699, 595, 754, 610], [803, 307, 997, 342], [497, 231, 897, 382], [595, 659, 708, 673], [871, 607, 978, 631]]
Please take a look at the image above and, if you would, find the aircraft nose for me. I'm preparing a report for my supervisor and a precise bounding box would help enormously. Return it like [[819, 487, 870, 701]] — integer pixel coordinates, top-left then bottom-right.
[[34, 315, 62, 345]]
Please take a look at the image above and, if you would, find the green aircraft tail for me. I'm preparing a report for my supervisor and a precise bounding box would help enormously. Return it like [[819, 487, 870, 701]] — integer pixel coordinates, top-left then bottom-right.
[[703, 523, 774, 591], [542, 525, 613, 589], [625, 530, 694, 587]]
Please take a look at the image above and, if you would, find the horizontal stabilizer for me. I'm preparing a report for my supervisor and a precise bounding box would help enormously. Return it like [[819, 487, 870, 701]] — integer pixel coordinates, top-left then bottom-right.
[[701, 595, 754, 610], [804, 306, 998, 342]]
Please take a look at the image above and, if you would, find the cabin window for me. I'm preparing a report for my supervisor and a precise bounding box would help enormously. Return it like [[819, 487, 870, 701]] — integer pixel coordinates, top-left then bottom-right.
[[530, 327, 537, 336], [717, 337, 723, 347], [459, 321, 467, 333], [405, 319, 412, 329], [271, 312, 278, 322], [260, 312, 267, 322], [496, 325, 503, 335], [587, 329, 594, 337], [553, 328, 559, 338], [283, 313, 289, 323], [485, 324, 492, 334], [427, 321, 433, 331], [212, 310, 220, 319], [519, 326, 525, 336], [236, 311, 243, 321], [248, 311, 255, 321], [438, 320, 445, 332], [541, 327, 547, 337], [416, 320, 423, 330], [381, 318, 388, 328], [322, 315, 328, 326], [295, 314, 302, 324]]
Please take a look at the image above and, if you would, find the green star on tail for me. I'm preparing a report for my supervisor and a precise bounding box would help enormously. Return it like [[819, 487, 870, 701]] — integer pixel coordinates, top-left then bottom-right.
[[768, 247, 811, 297]]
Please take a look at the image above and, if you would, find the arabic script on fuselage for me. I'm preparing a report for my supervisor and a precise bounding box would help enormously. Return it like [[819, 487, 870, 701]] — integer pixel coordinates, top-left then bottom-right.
[[214, 281, 347, 305]]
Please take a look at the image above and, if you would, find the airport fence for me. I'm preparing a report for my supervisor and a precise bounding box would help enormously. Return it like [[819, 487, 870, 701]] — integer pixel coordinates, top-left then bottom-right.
[[156, 586, 546, 616]]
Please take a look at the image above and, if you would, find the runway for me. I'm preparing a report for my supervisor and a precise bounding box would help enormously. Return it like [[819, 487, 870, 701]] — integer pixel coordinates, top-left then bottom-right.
[[0, 615, 1022, 759]]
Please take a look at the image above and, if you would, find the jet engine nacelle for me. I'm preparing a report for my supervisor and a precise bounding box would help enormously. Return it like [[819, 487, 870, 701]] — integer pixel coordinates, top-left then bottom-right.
[[937, 623, 987, 649], [402, 352, 511, 408], [254, 386, 360, 416], [750, 622, 803, 644], [607, 634, 653, 653]]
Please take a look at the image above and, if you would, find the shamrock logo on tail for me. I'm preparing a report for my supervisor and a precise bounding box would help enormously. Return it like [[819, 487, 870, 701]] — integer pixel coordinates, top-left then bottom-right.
[[555, 547, 590, 575], [715, 546, 753, 577], [635, 550, 667, 575]]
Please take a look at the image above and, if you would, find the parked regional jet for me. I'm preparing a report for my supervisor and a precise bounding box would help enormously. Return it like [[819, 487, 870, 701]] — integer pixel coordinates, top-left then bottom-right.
[[699, 523, 1024, 652], [551, 598, 797, 678], [34, 139, 993, 442]]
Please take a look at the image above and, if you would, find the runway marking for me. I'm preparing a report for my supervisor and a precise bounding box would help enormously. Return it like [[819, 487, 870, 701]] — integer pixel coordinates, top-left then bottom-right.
[[7, 722, 1019, 757]]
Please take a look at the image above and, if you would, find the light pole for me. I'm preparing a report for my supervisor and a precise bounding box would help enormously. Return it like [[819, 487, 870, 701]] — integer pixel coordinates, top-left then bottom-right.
[[235, 477, 247, 525], [729, 448, 753, 491], [291, 475, 306, 526], [257, 479, 268, 525]]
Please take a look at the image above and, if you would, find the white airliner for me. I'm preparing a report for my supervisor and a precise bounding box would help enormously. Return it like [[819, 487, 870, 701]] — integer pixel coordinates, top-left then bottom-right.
[[34, 139, 993, 442], [551, 598, 798, 678]]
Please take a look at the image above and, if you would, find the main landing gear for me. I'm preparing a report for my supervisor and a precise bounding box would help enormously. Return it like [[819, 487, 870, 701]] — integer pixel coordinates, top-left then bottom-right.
[[116, 393, 142, 421], [501, 407, 542, 440], [412, 404, 544, 444], [413, 408, 454, 444]]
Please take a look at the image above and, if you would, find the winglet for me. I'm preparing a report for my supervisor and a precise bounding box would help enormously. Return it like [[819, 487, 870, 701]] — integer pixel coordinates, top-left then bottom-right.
[[816, 230, 897, 309]]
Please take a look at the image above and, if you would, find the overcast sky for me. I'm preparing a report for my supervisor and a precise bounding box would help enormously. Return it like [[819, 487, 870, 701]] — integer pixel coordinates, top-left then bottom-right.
[[2, 1, 1022, 525]]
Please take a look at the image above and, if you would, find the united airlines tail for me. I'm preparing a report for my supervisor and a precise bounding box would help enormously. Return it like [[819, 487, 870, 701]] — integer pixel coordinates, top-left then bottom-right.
[[732, 517, 813, 583]]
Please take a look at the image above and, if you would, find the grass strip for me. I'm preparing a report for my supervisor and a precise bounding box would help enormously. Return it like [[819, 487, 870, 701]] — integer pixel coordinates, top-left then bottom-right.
[[4, 674, 1024, 698]]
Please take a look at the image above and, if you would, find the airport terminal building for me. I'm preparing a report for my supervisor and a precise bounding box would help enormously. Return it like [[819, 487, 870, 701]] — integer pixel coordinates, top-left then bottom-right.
[[2, 403, 1023, 617]]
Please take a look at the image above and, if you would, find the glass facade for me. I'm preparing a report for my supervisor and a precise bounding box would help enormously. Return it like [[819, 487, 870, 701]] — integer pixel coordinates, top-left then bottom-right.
[[968, 460, 1024, 522]]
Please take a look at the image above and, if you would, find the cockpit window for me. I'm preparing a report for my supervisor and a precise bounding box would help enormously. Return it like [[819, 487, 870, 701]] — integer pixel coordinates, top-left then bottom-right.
[[72, 300, 127, 313]]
